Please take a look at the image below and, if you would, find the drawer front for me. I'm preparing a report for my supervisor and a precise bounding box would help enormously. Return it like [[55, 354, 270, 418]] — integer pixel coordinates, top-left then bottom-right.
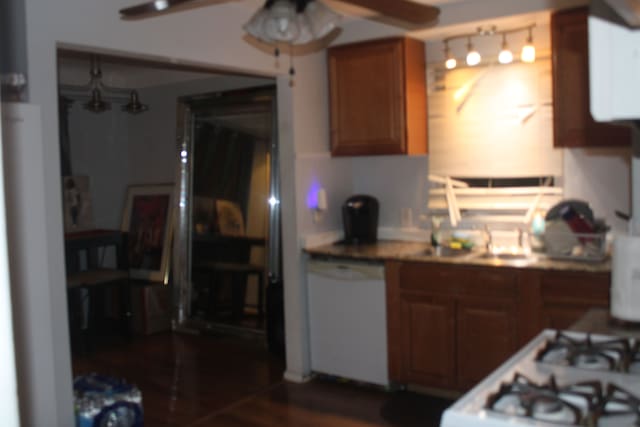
[[461, 268, 517, 299], [399, 262, 467, 295], [540, 271, 610, 304]]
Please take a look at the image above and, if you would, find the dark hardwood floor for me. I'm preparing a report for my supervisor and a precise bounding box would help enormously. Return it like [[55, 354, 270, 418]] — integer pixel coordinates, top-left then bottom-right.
[[72, 332, 452, 427]]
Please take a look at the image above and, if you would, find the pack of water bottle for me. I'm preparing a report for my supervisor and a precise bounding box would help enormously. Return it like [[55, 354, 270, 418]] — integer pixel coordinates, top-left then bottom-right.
[[74, 374, 143, 427]]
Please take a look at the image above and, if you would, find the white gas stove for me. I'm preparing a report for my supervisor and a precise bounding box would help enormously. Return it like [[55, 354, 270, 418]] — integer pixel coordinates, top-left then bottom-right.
[[440, 329, 640, 427]]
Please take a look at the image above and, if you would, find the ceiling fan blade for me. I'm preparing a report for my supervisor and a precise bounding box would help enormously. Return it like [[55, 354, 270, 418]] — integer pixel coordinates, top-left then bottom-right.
[[119, 0, 230, 19], [335, 0, 440, 24]]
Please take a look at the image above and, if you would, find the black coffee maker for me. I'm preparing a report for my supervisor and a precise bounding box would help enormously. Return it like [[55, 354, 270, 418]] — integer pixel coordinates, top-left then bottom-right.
[[342, 195, 379, 244]]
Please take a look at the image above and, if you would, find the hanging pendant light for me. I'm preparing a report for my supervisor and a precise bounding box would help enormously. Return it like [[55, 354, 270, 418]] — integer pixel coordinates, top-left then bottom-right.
[[121, 90, 149, 114], [61, 54, 149, 115], [84, 89, 111, 113]]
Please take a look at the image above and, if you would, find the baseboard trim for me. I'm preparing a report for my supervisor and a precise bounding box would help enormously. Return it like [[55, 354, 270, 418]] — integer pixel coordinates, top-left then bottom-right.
[[283, 370, 314, 383]]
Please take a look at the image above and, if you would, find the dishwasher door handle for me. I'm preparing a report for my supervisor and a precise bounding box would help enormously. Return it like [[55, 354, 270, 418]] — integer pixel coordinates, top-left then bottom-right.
[[308, 261, 384, 281]]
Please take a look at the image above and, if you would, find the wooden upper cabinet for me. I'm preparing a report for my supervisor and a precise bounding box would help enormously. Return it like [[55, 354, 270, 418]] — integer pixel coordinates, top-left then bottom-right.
[[328, 37, 428, 156], [552, 7, 630, 147]]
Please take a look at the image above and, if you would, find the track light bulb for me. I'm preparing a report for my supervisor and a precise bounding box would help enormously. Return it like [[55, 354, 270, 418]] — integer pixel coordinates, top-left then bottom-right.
[[466, 37, 481, 66], [521, 28, 536, 63], [498, 34, 513, 64], [521, 43, 536, 63], [444, 41, 457, 70]]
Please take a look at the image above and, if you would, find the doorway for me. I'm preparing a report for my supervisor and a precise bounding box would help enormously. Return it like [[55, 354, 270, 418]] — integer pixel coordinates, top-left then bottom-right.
[[174, 87, 280, 335], [57, 48, 285, 426]]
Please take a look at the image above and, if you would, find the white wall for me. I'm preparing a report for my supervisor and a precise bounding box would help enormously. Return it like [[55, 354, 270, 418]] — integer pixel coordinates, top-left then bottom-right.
[[426, 58, 562, 177], [2, 102, 58, 427], [295, 153, 353, 235], [21, 1, 311, 424], [352, 155, 429, 228], [0, 103, 26, 427], [67, 104, 132, 229], [129, 75, 274, 185], [564, 147, 631, 233]]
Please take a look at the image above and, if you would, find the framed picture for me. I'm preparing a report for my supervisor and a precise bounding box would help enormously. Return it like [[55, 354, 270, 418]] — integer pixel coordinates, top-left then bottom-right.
[[121, 184, 175, 284], [215, 199, 245, 236], [62, 176, 94, 232]]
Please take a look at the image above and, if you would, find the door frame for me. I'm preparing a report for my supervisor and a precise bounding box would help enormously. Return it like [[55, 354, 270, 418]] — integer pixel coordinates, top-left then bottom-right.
[[173, 85, 279, 330]]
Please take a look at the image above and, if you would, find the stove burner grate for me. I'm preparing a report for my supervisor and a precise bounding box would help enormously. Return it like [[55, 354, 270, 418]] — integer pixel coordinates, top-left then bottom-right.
[[486, 373, 640, 426], [536, 331, 634, 373], [602, 384, 640, 426], [486, 373, 601, 425]]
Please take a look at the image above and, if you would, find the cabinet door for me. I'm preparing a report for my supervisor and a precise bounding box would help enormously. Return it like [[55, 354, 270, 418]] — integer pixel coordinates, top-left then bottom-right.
[[456, 298, 517, 389], [541, 305, 598, 330], [540, 270, 609, 330], [329, 39, 406, 156], [552, 7, 630, 147], [398, 294, 456, 388]]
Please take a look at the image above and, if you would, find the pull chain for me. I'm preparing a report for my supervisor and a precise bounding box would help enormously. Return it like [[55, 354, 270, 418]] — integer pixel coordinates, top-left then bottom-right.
[[288, 43, 295, 87], [274, 47, 280, 69]]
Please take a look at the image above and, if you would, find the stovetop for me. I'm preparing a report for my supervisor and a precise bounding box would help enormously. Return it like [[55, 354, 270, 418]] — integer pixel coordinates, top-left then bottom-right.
[[440, 330, 640, 427], [536, 331, 640, 374]]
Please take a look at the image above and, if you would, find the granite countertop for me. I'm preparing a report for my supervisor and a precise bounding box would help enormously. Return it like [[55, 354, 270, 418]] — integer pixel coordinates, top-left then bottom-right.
[[304, 240, 611, 273], [570, 308, 640, 338]]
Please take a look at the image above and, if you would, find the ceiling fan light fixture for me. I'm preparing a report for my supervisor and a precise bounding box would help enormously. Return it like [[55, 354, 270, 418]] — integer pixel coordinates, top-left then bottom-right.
[[244, 0, 340, 45], [153, 0, 169, 11], [304, 0, 340, 39], [262, 0, 300, 42], [244, 7, 273, 42]]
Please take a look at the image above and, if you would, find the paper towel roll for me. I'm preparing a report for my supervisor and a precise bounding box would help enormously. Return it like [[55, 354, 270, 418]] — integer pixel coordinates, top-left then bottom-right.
[[611, 235, 640, 322]]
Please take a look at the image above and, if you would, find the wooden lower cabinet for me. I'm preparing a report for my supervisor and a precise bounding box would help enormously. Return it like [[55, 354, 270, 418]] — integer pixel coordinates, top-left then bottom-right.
[[456, 298, 517, 389], [387, 261, 519, 391], [539, 271, 610, 329], [386, 261, 610, 392], [399, 295, 455, 388]]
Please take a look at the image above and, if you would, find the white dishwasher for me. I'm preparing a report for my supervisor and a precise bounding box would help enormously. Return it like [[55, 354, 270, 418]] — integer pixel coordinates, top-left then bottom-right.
[[307, 259, 389, 386]]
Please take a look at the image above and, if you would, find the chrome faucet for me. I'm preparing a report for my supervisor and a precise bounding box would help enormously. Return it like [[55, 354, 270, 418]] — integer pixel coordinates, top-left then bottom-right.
[[517, 227, 530, 253], [483, 225, 493, 253], [517, 227, 524, 249]]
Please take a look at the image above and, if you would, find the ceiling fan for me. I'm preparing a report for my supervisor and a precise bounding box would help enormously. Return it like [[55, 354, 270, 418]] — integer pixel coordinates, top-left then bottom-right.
[[119, 0, 441, 44]]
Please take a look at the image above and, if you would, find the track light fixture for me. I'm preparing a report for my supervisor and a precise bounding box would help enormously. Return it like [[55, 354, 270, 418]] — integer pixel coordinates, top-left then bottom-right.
[[442, 24, 536, 70]]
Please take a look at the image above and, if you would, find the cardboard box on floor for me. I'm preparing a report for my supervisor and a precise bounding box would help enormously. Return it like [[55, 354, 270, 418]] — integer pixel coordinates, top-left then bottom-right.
[[132, 283, 171, 335]]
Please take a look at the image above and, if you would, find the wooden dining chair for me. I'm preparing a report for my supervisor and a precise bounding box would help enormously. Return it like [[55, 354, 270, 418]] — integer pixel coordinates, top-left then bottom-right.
[[65, 230, 132, 354], [192, 200, 266, 326]]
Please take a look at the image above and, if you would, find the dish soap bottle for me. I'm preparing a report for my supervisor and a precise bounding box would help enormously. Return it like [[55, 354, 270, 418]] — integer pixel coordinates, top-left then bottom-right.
[[431, 216, 443, 249]]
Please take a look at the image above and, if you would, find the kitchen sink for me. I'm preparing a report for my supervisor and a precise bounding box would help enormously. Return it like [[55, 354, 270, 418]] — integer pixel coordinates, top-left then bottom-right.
[[419, 246, 475, 258], [473, 252, 537, 262]]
